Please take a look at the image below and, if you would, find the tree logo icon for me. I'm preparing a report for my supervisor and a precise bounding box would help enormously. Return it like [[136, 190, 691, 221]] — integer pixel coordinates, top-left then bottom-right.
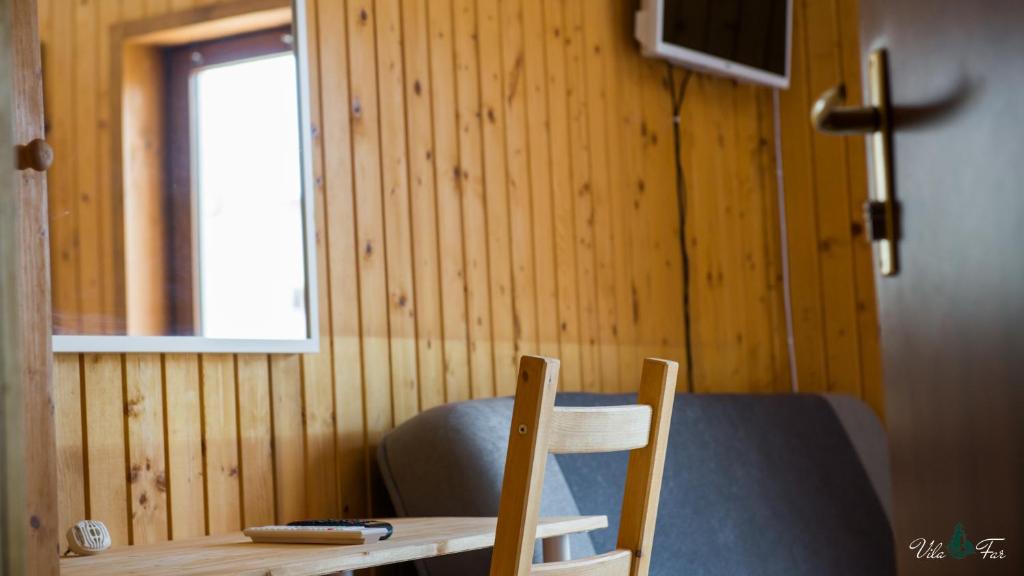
[[947, 522, 975, 560]]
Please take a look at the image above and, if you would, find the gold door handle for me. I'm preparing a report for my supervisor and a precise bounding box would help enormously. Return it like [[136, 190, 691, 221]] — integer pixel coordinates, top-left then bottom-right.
[[810, 84, 880, 134], [811, 49, 898, 277]]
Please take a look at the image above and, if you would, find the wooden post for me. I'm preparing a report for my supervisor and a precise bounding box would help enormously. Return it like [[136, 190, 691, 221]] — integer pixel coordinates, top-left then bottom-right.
[[1, 0, 60, 573], [0, 0, 28, 570]]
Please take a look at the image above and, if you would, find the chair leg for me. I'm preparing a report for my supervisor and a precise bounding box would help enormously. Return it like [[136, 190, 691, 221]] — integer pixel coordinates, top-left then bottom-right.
[[542, 535, 571, 562]]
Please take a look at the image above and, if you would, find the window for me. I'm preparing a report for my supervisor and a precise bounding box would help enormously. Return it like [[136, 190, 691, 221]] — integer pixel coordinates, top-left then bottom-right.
[[166, 27, 306, 339]]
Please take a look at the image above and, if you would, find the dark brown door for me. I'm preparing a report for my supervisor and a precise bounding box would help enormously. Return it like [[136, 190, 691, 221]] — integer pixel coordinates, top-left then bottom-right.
[[858, 0, 1024, 573]]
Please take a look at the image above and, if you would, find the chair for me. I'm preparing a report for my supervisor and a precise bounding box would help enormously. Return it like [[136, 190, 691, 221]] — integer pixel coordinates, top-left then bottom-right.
[[490, 355, 678, 576]]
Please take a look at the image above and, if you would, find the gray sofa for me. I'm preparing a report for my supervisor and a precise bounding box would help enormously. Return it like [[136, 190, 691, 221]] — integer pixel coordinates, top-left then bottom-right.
[[378, 393, 895, 575]]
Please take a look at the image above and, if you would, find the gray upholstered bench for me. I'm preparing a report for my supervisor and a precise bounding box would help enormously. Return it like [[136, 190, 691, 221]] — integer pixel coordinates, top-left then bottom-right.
[[378, 393, 895, 576]]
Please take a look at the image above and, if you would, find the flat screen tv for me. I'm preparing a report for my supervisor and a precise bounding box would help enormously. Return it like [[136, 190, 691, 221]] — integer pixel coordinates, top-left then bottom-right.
[[636, 0, 792, 88]]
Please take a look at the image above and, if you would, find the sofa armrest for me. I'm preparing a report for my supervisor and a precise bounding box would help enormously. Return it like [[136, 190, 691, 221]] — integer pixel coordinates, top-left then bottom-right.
[[822, 394, 892, 520]]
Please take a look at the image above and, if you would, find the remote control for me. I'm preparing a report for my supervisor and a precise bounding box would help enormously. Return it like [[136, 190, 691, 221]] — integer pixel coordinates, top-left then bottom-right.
[[286, 519, 394, 540], [244, 524, 390, 545]]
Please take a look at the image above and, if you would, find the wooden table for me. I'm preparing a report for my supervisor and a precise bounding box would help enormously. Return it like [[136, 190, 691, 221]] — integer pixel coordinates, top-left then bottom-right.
[[59, 516, 606, 576]]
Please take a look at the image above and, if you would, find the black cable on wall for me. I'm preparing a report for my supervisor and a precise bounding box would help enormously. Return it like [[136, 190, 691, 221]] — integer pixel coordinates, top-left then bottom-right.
[[666, 64, 695, 393]]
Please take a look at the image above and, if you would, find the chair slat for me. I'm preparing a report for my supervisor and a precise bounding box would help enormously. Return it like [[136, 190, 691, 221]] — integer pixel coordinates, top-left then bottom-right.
[[490, 357, 561, 576], [531, 549, 632, 576], [616, 359, 678, 576], [547, 406, 652, 454]]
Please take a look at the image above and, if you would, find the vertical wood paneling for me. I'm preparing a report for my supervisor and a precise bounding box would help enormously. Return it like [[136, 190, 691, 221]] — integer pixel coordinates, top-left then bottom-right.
[[604, 0, 640, 391], [124, 354, 168, 544], [81, 354, 129, 544], [46, 0, 80, 333], [427, 0, 471, 404], [562, 0, 599, 392], [346, 0, 395, 516], [317, 0, 368, 519], [54, 355, 85, 543], [780, 0, 883, 413], [803, 0, 862, 396], [611, 0, 653, 388], [347, 0, 395, 444], [49, 0, 883, 545], [581, 0, 621, 391], [235, 355, 275, 527], [734, 86, 784, 392], [363, 0, 416, 419], [401, 0, 445, 411], [757, 87, 793, 391], [521, 0, 559, 363], [679, 76, 712, 386], [722, 82, 750, 387], [475, 0, 518, 397], [500, 0, 539, 368], [270, 355, 305, 523], [198, 355, 241, 534], [162, 354, 204, 539], [779, 1, 829, 391], [541, 0, 582, 393], [703, 79, 741, 388], [375, 0, 420, 421], [98, 0, 123, 325], [299, 0, 339, 520], [453, 0, 496, 400], [73, 0, 103, 334], [638, 61, 685, 368]]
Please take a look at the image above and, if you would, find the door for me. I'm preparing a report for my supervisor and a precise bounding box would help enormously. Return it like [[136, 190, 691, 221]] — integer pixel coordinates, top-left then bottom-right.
[[0, 0, 59, 573], [857, 0, 1024, 574]]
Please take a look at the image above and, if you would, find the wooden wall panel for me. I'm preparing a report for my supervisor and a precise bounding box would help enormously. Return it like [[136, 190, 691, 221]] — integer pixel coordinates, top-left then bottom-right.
[[581, 0, 623, 390], [298, 0, 340, 522], [605, 0, 641, 392], [401, 0, 445, 411], [45, 0, 882, 545], [475, 0, 517, 397], [376, 0, 420, 422], [81, 354, 129, 544], [542, 0, 580, 394], [454, 0, 496, 401], [563, 0, 599, 392], [199, 355, 242, 534], [429, 0, 472, 405], [521, 0, 559, 363], [44, 0, 81, 334], [780, 0, 884, 413], [269, 354, 305, 523], [317, 0, 367, 520], [500, 0, 539, 372], [163, 354, 204, 539], [54, 355, 85, 547], [124, 354, 168, 544], [235, 355, 274, 527], [73, 0, 103, 334], [347, 0, 394, 454]]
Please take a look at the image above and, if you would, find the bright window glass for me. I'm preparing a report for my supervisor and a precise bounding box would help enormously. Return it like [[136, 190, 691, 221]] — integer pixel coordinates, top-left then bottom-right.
[[194, 53, 306, 339]]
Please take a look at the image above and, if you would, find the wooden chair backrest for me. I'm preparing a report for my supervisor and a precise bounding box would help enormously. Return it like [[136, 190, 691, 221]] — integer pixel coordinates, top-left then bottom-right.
[[490, 356, 678, 576]]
